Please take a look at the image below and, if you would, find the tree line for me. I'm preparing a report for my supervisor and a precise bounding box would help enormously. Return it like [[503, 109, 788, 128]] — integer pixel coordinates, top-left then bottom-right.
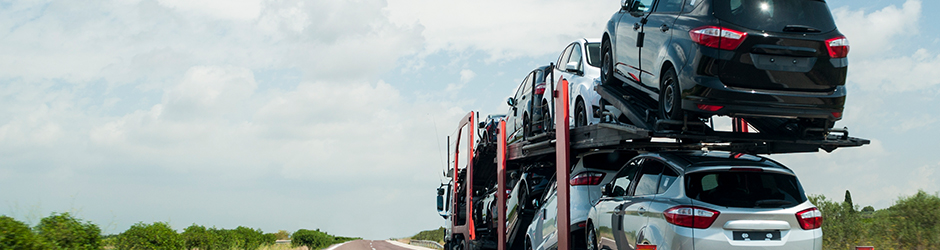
[[810, 189, 940, 250], [0, 212, 359, 250]]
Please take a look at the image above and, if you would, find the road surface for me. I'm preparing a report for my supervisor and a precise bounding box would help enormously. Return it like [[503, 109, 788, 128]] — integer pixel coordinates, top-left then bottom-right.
[[329, 240, 437, 250]]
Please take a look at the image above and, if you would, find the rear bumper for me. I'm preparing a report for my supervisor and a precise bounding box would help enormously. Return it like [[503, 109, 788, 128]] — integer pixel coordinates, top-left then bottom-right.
[[682, 76, 845, 121]]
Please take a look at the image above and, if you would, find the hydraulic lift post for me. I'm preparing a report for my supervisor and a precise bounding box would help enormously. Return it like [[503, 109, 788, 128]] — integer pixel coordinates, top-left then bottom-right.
[[555, 76, 572, 250]]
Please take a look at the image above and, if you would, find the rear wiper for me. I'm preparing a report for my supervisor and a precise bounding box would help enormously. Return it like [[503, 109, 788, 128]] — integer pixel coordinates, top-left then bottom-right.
[[783, 25, 821, 33]]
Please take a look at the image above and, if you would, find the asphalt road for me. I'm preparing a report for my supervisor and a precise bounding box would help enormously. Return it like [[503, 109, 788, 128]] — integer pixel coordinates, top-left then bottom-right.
[[329, 240, 436, 250]]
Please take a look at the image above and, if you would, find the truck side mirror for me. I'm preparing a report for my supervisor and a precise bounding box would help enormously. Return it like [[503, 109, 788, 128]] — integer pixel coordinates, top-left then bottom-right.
[[437, 187, 445, 212], [507, 97, 515, 107]]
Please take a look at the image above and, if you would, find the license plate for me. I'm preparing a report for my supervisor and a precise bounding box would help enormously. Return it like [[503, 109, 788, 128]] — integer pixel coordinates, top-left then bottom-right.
[[733, 231, 781, 241]]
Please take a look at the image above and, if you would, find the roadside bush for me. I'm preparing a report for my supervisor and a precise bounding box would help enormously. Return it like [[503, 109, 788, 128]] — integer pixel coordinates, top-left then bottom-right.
[[117, 222, 183, 250], [182, 224, 216, 250], [0, 216, 46, 250], [35, 212, 100, 250], [263, 232, 278, 244], [292, 229, 333, 249], [208, 228, 239, 250], [274, 230, 290, 240], [412, 227, 445, 243], [233, 226, 266, 250]]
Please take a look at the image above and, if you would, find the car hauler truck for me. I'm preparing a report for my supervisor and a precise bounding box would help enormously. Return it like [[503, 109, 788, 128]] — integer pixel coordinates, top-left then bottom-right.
[[436, 62, 869, 250]]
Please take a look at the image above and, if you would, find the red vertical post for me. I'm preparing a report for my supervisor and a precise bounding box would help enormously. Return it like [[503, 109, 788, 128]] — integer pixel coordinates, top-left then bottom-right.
[[497, 120, 507, 250], [467, 114, 476, 241], [555, 75, 572, 250]]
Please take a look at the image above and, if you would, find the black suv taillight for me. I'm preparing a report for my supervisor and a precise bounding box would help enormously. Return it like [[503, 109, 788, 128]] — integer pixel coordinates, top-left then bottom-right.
[[825, 36, 850, 58], [690, 26, 748, 51]]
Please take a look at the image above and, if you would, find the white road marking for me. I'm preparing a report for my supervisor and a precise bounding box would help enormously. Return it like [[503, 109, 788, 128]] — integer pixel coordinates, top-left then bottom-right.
[[324, 240, 352, 250]]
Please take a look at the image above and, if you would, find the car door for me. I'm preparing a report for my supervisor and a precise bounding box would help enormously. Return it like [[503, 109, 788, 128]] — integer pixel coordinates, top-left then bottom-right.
[[619, 158, 663, 248], [615, 0, 655, 85], [594, 159, 639, 250], [639, 0, 682, 92], [538, 183, 559, 249], [643, 161, 685, 249], [507, 72, 533, 142]]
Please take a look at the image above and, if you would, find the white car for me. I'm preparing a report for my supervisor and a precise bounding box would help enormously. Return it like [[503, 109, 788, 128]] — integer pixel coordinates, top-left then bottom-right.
[[541, 38, 604, 129], [524, 150, 636, 250]]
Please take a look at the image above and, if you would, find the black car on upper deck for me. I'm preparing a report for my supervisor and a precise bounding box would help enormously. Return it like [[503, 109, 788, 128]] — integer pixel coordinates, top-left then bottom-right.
[[601, 0, 849, 137]]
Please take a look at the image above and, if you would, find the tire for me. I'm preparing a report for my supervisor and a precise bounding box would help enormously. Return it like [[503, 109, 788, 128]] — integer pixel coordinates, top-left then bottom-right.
[[519, 183, 529, 210], [659, 67, 683, 121], [575, 98, 588, 127], [586, 226, 597, 250], [601, 38, 622, 86]]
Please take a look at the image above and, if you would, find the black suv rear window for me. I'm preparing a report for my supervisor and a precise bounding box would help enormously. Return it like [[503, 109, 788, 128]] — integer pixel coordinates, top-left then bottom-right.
[[713, 0, 837, 33], [686, 170, 807, 208]]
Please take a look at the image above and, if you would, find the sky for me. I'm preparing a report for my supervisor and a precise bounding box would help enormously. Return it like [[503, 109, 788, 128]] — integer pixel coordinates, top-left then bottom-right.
[[1, 0, 939, 240]]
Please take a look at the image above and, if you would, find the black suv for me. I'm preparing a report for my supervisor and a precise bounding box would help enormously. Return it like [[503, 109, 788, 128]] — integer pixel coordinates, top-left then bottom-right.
[[601, 0, 849, 136]]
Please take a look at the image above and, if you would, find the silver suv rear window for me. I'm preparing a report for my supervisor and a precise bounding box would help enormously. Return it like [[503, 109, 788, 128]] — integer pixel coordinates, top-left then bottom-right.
[[686, 171, 807, 208], [713, 0, 837, 33]]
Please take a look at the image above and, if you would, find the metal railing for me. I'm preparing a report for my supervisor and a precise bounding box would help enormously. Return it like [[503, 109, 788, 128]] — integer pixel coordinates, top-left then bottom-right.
[[408, 239, 444, 249]]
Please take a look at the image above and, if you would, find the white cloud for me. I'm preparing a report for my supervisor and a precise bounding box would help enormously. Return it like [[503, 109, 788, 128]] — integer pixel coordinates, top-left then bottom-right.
[[833, 0, 921, 59], [460, 69, 476, 83], [850, 48, 940, 92], [385, 0, 619, 61], [156, 0, 263, 20], [892, 113, 938, 132]]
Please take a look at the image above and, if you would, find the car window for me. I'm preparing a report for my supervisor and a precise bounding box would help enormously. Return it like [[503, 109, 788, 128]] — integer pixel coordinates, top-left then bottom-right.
[[658, 165, 679, 194], [633, 160, 663, 196], [514, 74, 529, 103], [585, 43, 602, 68], [655, 0, 683, 12], [557, 44, 574, 71], [713, 0, 837, 33], [682, 0, 699, 13], [568, 43, 583, 72], [610, 160, 639, 197], [522, 72, 534, 94], [629, 0, 655, 13], [686, 170, 808, 208], [580, 151, 633, 171]]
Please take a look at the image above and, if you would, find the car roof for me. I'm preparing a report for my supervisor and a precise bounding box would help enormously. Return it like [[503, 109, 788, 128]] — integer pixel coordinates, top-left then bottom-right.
[[582, 38, 601, 44], [647, 151, 792, 172]]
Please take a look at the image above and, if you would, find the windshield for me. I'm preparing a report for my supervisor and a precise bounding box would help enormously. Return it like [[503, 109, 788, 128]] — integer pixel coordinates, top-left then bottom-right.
[[586, 43, 601, 68], [686, 170, 807, 208], [712, 0, 837, 33]]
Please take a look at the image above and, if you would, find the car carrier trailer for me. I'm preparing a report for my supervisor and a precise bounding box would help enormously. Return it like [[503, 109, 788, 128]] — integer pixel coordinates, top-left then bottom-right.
[[436, 63, 869, 250]]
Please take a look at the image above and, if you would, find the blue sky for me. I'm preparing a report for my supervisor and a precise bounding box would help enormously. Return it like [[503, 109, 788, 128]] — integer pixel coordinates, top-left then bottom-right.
[[1, 0, 938, 240]]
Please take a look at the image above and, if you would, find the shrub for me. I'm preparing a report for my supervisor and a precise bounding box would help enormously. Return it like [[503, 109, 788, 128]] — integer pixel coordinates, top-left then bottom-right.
[[0, 216, 46, 250], [292, 229, 334, 249], [274, 230, 290, 240], [182, 224, 216, 250], [117, 222, 183, 250], [35, 212, 100, 250], [233, 226, 265, 250], [208, 228, 239, 250], [412, 227, 446, 243]]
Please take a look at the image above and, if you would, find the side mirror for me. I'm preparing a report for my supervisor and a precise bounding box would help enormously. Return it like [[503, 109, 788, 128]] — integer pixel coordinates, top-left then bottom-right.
[[566, 62, 579, 74], [602, 183, 613, 196], [507, 97, 515, 107], [620, 0, 630, 10], [532, 199, 539, 208], [437, 188, 445, 212]]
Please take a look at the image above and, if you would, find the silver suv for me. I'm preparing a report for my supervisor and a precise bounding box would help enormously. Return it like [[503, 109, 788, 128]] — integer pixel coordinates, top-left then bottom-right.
[[587, 151, 822, 250]]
